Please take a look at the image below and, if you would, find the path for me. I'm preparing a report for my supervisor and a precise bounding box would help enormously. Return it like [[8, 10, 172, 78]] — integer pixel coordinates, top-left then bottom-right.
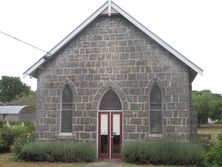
[[85, 159, 121, 167]]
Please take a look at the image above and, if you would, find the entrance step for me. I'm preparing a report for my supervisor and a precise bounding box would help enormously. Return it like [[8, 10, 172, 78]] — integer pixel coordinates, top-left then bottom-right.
[[85, 159, 121, 167]]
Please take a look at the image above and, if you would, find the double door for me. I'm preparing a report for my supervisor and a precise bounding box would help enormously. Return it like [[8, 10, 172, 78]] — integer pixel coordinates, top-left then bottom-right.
[[98, 112, 122, 159]]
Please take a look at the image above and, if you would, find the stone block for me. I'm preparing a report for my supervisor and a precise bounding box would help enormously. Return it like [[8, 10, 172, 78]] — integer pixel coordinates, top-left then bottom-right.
[[169, 118, 182, 125], [167, 103, 175, 110], [94, 35, 102, 40], [73, 111, 82, 117], [130, 103, 141, 110], [130, 118, 141, 125], [124, 111, 133, 117], [174, 111, 178, 117], [138, 111, 148, 117], [85, 125, 96, 131], [129, 133, 139, 139], [37, 125, 49, 131], [164, 126, 175, 133], [126, 81, 134, 87], [142, 118, 149, 125], [80, 133, 90, 139], [87, 111, 97, 117], [44, 118, 56, 125], [77, 103, 85, 110], [92, 133, 97, 139], [74, 125, 84, 131], [80, 118, 90, 124], [179, 111, 189, 117], [137, 73, 148, 80], [124, 125, 136, 132], [179, 95, 189, 103], [45, 132, 55, 138], [175, 126, 190, 132], [86, 103, 92, 110], [137, 126, 149, 132], [130, 88, 140, 95]]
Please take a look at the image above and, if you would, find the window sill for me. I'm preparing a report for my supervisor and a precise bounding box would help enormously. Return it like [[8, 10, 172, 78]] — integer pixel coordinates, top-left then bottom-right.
[[149, 134, 162, 138], [56, 133, 74, 139]]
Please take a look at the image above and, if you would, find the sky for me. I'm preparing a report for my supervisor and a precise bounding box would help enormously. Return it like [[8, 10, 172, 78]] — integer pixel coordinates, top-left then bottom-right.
[[0, 0, 221, 94]]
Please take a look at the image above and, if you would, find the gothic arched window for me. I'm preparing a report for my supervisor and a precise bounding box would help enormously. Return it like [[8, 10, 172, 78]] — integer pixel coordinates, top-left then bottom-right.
[[150, 83, 162, 134], [99, 89, 122, 110], [61, 84, 73, 132]]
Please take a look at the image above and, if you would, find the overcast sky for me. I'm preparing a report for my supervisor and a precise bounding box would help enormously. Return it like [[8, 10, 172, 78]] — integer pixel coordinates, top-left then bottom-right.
[[0, 0, 221, 93]]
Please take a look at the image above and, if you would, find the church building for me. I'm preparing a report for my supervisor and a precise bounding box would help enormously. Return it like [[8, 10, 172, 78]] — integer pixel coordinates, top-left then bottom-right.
[[24, 0, 203, 159]]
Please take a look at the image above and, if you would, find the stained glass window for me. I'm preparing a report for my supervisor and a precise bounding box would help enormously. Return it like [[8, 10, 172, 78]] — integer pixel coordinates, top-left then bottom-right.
[[150, 83, 162, 134], [61, 84, 73, 132], [99, 89, 122, 110]]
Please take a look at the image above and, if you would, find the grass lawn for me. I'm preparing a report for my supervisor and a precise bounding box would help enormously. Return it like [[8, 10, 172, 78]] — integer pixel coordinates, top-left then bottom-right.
[[198, 124, 222, 138], [0, 153, 181, 167], [0, 153, 85, 167]]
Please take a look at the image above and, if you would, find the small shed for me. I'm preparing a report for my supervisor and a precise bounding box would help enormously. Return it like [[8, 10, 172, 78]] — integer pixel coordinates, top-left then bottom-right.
[[0, 106, 35, 123]]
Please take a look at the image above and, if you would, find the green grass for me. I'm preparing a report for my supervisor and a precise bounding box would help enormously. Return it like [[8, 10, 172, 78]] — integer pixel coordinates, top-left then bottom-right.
[[198, 124, 222, 138]]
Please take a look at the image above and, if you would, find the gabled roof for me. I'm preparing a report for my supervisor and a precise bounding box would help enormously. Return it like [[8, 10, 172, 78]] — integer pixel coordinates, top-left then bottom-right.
[[24, 0, 203, 78]]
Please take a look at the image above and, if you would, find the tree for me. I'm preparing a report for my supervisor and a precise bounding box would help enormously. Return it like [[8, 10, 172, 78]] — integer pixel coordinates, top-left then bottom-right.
[[0, 76, 30, 102], [192, 90, 222, 125], [208, 93, 222, 120], [13, 91, 36, 107]]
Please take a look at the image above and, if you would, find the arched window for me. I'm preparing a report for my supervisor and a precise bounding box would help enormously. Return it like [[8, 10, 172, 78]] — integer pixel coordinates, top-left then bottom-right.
[[61, 84, 73, 132], [99, 89, 122, 110], [150, 83, 162, 134]]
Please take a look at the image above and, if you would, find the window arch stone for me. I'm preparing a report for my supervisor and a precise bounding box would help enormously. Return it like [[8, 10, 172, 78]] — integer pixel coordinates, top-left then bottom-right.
[[93, 81, 127, 111]]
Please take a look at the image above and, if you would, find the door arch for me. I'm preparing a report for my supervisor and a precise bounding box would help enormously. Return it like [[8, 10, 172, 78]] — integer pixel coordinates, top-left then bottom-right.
[[98, 88, 122, 159], [99, 89, 122, 110]]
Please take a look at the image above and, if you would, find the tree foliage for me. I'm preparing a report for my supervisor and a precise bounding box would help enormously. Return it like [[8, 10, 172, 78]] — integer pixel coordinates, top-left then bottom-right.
[[13, 91, 36, 107], [192, 90, 222, 125], [0, 76, 30, 102]]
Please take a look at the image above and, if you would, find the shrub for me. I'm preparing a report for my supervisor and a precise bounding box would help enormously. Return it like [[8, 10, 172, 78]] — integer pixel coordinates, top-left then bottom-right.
[[205, 140, 222, 166], [0, 121, 35, 153], [192, 134, 215, 151], [121, 140, 205, 166], [11, 122, 35, 155], [18, 142, 96, 162], [0, 128, 17, 152], [0, 120, 3, 128], [11, 132, 34, 156], [217, 134, 222, 141]]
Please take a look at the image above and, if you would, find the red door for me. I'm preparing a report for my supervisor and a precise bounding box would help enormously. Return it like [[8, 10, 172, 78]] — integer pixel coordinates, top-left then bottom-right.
[[98, 112, 122, 159]]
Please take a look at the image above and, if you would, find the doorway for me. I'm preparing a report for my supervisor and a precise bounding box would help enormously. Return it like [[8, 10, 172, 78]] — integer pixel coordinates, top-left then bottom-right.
[[98, 112, 122, 159], [97, 89, 122, 159]]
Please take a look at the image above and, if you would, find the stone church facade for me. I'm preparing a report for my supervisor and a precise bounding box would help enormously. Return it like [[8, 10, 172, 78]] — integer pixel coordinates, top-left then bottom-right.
[[25, 1, 202, 159]]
